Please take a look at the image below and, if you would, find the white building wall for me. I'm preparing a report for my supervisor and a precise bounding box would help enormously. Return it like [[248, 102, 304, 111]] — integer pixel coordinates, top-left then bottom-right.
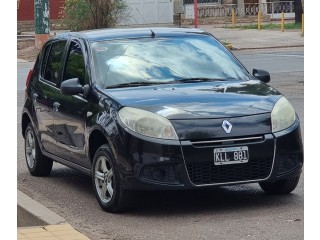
[[124, 0, 174, 24]]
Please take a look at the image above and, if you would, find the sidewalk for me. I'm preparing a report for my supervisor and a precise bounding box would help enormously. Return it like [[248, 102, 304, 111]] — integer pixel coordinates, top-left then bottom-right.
[[18, 224, 90, 240], [17, 191, 91, 240], [199, 25, 304, 50]]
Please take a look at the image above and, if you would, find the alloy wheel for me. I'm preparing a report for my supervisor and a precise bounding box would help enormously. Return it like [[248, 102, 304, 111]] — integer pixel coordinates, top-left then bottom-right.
[[25, 129, 36, 169], [94, 156, 114, 203]]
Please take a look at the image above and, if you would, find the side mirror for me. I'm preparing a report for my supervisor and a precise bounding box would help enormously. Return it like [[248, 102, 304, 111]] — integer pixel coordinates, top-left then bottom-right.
[[252, 69, 270, 83], [60, 78, 84, 95]]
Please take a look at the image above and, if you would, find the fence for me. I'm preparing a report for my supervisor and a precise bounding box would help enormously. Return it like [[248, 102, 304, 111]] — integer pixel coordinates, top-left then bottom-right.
[[184, 1, 295, 19]]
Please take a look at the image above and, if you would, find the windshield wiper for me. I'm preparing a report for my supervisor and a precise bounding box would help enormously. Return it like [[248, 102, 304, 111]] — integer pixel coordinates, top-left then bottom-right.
[[174, 77, 236, 83], [106, 77, 238, 89], [106, 81, 168, 89]]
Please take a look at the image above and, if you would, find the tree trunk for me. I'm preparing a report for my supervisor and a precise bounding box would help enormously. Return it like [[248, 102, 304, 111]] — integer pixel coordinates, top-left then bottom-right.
[[294, 0, 303, 23]]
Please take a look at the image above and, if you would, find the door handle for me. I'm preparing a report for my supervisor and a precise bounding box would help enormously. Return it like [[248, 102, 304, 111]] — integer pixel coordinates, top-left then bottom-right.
[[32, 93, 38, 102], [53, 102, 60, 112]]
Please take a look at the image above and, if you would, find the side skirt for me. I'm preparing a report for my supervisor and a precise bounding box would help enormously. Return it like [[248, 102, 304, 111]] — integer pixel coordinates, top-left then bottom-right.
[[42, 150, 91, 176]]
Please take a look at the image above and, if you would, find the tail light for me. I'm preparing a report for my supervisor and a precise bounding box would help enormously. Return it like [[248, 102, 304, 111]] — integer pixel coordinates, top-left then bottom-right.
[[26, 69, 33, 88]]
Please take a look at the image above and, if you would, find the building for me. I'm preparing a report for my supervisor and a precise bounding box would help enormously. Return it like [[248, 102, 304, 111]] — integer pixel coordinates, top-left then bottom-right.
[[17, 0, 174, 28], [17, 0, 64, 21], [17, 0, 295, 30]]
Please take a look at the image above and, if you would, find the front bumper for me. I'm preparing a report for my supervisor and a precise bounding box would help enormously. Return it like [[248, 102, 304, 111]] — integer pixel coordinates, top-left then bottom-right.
[[114, 121, 303, 190]]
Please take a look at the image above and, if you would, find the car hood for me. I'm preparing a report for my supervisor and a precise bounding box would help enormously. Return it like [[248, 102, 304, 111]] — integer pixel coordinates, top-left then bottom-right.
[[105, 80, 282, 119]]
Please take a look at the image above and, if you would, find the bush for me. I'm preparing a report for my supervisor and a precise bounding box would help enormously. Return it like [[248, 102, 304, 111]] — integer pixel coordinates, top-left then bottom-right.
[[61, 0, 128, 31]]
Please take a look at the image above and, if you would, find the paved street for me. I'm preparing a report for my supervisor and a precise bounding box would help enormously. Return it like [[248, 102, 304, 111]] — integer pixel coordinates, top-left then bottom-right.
[[17, 47, 304, 240]]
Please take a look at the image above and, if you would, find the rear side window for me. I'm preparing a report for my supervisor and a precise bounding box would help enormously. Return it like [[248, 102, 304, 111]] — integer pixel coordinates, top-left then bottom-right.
[[31, 54, 41, 82], [42, 41, 67, 85], [63, 41, 86, 85]]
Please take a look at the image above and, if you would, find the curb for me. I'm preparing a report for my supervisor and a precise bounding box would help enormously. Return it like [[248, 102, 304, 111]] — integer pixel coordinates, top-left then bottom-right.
[[231, 44, 304, 51], [17, 191, 91, 239], [224, 44, 233, 50], [17, 59, 29, 63], [17, 190, 66, 227]]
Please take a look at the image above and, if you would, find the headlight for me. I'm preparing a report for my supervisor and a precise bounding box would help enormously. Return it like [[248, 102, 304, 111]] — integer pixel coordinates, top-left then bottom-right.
[[118, 107, 178, 140], [271, 97, 296, 132]]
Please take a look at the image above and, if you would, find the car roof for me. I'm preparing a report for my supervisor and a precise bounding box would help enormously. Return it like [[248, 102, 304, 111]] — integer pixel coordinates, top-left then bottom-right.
[[78, 27, 208, 42]]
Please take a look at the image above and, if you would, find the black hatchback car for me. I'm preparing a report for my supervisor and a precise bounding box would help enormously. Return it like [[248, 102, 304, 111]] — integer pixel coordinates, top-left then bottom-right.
[[22, 28, 303, 212]]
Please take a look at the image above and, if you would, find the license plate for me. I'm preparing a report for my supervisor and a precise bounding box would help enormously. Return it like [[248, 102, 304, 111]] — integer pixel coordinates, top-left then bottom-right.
[[214, 146, 249, 165]]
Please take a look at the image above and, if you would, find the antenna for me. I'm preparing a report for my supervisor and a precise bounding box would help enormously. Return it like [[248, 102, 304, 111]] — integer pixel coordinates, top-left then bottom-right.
[[136, 8, 155, 38]]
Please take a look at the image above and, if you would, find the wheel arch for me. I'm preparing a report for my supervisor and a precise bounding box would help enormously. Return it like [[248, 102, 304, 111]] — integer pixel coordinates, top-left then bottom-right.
[[88, 128, 117, 163], [22, 112, 32, 137]]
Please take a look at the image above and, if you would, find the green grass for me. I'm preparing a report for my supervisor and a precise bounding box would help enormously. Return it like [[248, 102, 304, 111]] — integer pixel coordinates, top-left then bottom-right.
[[234, 22, 302, 30], [221, 40, 231, 45]]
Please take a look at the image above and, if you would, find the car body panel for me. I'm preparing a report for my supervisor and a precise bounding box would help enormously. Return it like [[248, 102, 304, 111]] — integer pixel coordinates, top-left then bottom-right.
[[82, 27, 208, 42], [52, 94, 90, 167], [171, 113, 272, 140], [104, 80, 280, 119], [31, 79, 56, 153]]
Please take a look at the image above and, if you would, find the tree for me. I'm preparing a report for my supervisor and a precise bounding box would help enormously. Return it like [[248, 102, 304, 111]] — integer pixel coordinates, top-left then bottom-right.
[[62, 0, 128, 31], [294, 0, 303, 23]]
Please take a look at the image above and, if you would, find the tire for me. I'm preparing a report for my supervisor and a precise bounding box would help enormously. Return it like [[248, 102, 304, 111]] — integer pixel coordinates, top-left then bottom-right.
[[24, 123, 53, 176], [92, 144, 131, 213], [259, 176, 300, 194]]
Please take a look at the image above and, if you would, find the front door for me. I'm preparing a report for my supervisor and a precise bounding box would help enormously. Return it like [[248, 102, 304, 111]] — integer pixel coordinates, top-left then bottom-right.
[[52, 40, 91, 168]]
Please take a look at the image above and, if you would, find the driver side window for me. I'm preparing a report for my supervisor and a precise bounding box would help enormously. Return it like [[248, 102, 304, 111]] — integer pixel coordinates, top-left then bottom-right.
[[63, 41, 87, 86]]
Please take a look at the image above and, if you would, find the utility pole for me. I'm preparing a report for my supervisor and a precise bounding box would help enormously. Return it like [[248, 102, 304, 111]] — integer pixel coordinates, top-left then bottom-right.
[[294, 0, 303, 23], [194, 0, 198, 28], [34, 0, 50, 49]]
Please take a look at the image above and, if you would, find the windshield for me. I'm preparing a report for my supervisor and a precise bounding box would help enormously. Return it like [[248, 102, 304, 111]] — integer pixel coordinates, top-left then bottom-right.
[[91, 35, 250, 88]]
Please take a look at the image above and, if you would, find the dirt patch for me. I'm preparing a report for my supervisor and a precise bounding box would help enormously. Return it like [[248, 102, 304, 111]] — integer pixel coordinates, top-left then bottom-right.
[[17, 40, 39, 62]]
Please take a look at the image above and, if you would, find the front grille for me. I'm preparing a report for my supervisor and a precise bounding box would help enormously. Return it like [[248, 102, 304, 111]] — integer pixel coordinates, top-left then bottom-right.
[[190, 136, 264, 148], [186, 157, 273, 185]]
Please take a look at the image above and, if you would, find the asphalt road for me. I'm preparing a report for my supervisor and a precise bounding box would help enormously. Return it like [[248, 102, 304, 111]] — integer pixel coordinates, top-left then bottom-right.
[[17, 47, 304, 240]]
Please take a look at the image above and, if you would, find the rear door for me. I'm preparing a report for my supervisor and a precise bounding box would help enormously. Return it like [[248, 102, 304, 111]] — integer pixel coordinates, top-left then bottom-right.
[[33, 40, 67, 154], [52, 40, 91, 168]]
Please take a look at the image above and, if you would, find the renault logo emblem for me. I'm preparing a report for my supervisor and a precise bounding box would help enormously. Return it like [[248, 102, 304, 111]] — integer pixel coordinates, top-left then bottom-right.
[[222, 120, 232, 134]]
